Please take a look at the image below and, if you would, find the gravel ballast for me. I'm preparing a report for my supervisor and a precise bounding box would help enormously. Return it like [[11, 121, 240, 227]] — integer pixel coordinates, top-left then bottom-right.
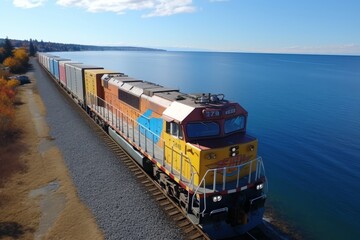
[[31, 58, 185, 240]]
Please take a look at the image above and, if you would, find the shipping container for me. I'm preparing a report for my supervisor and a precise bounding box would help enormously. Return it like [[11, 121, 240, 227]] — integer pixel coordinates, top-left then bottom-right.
[[84, 69, 124, 104], [47, 55, 59, 73], [65, 63, 103, 105], [53, 58, 70, 81], [59, 61, 81, 87], [39, 54, 57, 72]]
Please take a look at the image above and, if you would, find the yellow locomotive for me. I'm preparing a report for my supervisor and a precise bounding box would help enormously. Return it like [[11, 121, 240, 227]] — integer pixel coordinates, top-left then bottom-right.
[[88, 73, 267, 238]]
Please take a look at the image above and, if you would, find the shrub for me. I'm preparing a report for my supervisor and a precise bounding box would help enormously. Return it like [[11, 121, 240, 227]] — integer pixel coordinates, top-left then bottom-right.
[[0, 78, 20, 135], [2, 48, 29, 74], [3, 57, 25, 73]]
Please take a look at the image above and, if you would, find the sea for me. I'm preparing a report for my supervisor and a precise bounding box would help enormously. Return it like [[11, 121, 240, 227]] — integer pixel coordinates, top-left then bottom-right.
[[53, 51, 360, 240]]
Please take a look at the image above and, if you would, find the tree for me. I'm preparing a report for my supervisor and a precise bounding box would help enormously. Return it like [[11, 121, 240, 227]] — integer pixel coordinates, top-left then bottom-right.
[[0, 47, 5, 63], [3, 48, 29, 73], [29, 39, 36, 56], [0, 77, 19, 135], [3, 57, 22, 73], [3, 37, 14, 59], [13, 48, 29, 65]]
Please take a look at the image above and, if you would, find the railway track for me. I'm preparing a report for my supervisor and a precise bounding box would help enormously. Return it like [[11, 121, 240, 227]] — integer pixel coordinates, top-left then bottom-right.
[[101, 135, 209, 240], [44, 69, 210, 240]]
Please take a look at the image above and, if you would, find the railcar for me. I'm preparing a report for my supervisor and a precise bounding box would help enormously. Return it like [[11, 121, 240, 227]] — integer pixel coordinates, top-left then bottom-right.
[[65, 63, 103, 107], [38, 52, 268, 239], [52, 58, 70, 81], [59, 61, 81, 87]]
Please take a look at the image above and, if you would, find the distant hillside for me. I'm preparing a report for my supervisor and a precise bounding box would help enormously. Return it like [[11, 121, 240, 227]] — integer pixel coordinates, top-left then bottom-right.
[[0, 38, 165, 52]]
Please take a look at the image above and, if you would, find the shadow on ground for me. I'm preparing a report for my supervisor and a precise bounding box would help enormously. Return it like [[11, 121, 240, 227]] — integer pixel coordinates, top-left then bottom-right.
[[0, 222, 34, 238]]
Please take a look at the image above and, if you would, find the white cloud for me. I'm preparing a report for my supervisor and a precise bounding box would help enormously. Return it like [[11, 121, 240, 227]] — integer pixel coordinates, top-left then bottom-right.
[[56, 0, 195, 17], [143, 0, 195, 17], [13, 0, 46, 8]]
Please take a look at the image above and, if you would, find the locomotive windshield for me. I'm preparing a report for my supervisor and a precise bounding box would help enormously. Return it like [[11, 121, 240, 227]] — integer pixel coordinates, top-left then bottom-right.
[[187, 122, 220, 138], [186, 115, 246, 139], [224, 115, 245, 134]]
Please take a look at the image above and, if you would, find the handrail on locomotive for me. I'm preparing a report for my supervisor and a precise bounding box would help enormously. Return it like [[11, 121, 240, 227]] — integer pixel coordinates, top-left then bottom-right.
[[88, 93, 201, 184], [191, 157, 267, 216]]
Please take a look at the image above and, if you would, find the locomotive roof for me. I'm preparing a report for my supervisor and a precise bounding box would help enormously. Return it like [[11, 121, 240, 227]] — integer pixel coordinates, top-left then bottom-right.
[[106, 76, 232, 122], [107, 76, 139, 85], [106, 76, 229, 107]]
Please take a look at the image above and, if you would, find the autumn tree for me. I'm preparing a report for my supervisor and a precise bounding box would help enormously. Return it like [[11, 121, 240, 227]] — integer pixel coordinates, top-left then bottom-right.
[[0, 77, 19, 136], [3, 48, 29, 73], [13, 48, 29, 65]]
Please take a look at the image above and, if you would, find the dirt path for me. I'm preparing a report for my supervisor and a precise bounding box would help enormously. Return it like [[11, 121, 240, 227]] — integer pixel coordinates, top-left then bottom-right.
[[0, 74, 104, 239]]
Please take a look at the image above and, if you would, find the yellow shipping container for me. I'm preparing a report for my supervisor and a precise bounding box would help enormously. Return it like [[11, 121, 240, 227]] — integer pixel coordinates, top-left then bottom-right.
[[84, 69, 120, 101]]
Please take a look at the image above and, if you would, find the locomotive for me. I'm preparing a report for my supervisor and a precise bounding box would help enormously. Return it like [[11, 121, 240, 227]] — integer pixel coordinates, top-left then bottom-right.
[[38, 52, 267, 239]]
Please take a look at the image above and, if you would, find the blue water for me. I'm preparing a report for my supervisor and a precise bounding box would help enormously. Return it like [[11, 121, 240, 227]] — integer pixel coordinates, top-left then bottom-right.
[[53, 51, 360, 239]]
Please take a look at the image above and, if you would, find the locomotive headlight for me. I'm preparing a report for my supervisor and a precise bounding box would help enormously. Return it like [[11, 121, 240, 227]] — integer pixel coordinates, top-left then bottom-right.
[[230, 146, 239, 152], [229, 146, 239, 157], [212, 195, 222, 202], [248, 145, 255, 151], [256, 183, 264, 190]]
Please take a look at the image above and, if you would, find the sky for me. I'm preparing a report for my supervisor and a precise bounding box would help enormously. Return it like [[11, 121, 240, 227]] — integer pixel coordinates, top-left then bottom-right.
[[1, 0, 360, 55]]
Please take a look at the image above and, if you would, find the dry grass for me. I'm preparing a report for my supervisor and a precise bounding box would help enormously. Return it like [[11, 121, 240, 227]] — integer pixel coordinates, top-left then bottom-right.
[[0, 128, 25, 187], [0, 78, 104, 240]]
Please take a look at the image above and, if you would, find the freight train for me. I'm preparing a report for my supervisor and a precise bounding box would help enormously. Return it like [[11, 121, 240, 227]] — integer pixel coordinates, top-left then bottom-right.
[[38, 52, 268, 239]]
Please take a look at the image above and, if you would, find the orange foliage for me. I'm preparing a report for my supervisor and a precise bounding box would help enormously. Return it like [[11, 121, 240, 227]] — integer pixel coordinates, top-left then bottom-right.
[[0, 77, 20, 134], [13, 48, 29, 65], [3, 57, 24, 73], [2, 48, 29, 73]]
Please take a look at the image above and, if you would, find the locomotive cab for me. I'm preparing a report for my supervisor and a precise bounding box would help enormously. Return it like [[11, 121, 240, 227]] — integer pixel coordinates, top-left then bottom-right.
[[162, 93, 267, 237]]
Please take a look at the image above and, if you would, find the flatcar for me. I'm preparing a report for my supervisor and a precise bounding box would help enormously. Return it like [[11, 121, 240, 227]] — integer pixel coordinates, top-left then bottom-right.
[[38, 52, 268, 239]]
